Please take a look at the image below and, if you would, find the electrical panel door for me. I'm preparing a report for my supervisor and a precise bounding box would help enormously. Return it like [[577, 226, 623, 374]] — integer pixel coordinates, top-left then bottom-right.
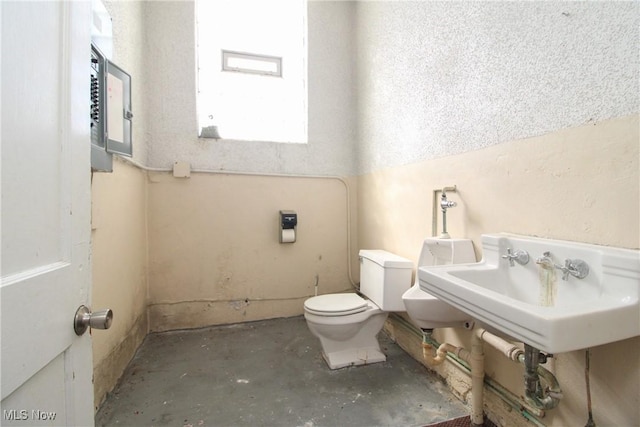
[[90, 43, 132, 172]]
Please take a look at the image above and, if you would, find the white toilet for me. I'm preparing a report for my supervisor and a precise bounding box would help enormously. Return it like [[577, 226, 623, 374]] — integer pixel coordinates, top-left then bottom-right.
[[402, 238, 476, 330], [304, 250, 413, 369]]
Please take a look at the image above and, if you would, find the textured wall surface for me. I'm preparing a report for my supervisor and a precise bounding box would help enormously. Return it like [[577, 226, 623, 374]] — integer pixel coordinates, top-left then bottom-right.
[[104, 0, 149, 164], [143, 1, 357, 176], [355, 1, 639, 174]]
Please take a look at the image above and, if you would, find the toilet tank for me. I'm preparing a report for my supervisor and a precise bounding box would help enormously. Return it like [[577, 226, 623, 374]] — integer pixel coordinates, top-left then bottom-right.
[[359, 250, 413, 311]]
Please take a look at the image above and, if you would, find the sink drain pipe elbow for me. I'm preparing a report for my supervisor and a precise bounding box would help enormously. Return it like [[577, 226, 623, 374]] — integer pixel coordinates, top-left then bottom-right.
[[521, 345, 563, 410], [535, 363, 563, 407], [422, 331, 470, 366]]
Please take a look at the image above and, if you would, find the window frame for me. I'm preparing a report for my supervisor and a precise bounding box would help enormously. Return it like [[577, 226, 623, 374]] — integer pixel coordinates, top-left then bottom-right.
[[221, 50, 283, 77]]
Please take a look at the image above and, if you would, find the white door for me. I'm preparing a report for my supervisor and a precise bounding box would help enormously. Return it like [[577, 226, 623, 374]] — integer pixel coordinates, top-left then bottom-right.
[[1, 2, 95, 425]]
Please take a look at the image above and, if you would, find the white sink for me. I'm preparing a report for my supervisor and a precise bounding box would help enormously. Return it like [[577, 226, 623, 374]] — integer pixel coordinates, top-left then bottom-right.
[[418, 233, 640, 353]]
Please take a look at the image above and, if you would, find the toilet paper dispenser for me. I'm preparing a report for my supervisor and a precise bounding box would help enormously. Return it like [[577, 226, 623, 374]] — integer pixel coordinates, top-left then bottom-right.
[[279, 210, 297, 243]]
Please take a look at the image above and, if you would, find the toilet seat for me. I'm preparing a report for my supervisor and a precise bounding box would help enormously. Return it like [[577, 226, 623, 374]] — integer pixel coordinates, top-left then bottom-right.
[[304, 293, 368, 316]]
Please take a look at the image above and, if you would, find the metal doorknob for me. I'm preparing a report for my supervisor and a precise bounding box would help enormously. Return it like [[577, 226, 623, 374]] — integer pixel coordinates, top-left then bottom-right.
[[74, 305, 113, 336]]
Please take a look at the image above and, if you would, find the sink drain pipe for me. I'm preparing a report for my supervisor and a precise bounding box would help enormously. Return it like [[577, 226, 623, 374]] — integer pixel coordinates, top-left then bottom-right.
[[420, 327, 563, 426]]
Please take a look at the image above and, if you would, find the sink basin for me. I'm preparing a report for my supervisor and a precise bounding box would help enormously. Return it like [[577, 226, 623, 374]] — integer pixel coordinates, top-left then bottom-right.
[[418, 233, 640, 353], [402, 283, 472, 329]]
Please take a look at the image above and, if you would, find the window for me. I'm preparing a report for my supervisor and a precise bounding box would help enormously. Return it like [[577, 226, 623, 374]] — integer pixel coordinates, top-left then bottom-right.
[[196, 0, 308, 143]]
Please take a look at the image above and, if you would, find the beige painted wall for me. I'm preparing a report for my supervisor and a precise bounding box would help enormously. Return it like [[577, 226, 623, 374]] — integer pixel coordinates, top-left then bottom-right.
[[146, 172, 358, 332], [91, 159, 148, 410], [358, 115, 640, 426], [91, 165, 358, 405]]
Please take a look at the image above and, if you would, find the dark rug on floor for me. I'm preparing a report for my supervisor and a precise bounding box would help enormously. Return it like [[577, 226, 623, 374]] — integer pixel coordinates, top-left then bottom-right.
[[426, 415, 498, 427]]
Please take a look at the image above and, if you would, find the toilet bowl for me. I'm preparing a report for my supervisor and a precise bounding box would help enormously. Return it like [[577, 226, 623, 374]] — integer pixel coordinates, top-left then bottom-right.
[[304, 250, 412, 369], [402, 238, 476, 330]]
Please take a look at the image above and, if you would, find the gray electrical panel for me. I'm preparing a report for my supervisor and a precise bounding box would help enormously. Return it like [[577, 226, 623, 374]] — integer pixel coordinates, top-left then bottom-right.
[[90, 43, 132, 172]]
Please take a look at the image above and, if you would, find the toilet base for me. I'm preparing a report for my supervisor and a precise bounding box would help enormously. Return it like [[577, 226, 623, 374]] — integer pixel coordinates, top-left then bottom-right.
[[304, 301, 389, 370], [322, 346, 387, 370]]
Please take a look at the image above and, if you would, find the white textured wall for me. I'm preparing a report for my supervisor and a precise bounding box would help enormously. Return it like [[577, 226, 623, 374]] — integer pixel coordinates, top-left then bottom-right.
[[356, 1, 639, 174], [104, 0, 148, 164], [143, 1, 357, 176]]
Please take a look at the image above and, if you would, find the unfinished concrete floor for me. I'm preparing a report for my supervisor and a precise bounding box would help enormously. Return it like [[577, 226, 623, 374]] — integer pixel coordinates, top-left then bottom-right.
[[96, 316, 469, 427]]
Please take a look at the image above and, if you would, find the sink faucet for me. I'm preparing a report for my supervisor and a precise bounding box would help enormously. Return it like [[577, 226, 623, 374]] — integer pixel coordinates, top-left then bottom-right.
[[536, 251, 590, 280], [502, 248, 530, 266], [535, 252, 555, 270]]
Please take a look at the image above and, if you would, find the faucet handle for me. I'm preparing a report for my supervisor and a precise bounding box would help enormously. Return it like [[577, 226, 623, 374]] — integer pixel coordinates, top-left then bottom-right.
[[502, 248, 530, 266], [561, 259, 590, 280], [561, 259, 572, 280], [502, 248, 514, 266]]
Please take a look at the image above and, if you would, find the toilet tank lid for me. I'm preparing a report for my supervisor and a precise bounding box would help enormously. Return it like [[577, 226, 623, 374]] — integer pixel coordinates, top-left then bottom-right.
[[359, 250, 413, 269]]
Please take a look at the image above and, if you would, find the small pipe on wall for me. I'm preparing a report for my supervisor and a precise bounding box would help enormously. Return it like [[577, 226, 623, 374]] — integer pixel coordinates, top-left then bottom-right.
[[432, 186, 457, 237]]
